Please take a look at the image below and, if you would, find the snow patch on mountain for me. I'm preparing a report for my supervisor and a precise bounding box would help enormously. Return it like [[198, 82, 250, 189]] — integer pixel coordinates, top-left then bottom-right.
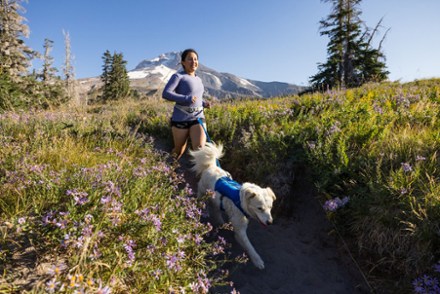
[[203, 72, 222, 88], [128, 65, 176, 82]]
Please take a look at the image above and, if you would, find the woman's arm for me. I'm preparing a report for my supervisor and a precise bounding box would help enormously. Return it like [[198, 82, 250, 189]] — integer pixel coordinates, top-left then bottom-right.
[[162, 74, 192, 104]]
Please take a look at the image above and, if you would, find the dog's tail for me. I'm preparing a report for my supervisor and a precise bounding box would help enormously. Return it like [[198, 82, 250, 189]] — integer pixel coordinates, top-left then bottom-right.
[[189, 142, 224, 176]]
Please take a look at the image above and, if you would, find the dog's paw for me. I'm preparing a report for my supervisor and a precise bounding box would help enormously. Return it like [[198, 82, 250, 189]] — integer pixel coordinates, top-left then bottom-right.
[[252, 257, 265, 270]]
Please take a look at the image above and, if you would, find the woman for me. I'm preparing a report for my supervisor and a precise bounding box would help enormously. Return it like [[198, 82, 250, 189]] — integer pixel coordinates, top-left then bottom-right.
[[162, 49, 210, 159]]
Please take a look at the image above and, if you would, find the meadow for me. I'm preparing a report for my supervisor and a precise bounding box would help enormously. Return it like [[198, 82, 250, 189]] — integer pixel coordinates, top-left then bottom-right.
[[1, 78, 439, 293]]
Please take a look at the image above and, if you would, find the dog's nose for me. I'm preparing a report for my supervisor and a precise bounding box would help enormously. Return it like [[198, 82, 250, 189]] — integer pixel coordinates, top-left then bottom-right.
[[266, 219, 273, 225]]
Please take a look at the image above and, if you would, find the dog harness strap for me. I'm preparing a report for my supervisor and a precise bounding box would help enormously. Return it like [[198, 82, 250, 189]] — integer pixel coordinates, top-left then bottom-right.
[[215, 177, 249, 217]]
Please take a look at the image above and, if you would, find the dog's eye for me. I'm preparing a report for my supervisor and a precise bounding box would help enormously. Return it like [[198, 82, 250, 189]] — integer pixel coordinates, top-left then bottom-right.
[[258, 207, 264, 211]]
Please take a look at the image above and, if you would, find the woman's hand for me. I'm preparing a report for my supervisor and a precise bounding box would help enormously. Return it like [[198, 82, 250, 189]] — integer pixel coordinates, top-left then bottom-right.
[[204, 100, 212, 109]]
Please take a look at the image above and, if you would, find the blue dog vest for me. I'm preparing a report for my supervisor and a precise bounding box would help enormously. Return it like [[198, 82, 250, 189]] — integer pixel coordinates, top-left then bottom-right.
[[215, 177, 249, 217]]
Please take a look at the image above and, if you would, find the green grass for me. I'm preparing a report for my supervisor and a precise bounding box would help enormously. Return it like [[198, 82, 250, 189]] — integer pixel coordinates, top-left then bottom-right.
[[0, 102, 231, 293], [1, 78, 440, 292]]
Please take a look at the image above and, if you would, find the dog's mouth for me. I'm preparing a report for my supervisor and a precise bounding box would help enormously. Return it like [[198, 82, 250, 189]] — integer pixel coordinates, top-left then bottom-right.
[[256, 215, 272, 227]]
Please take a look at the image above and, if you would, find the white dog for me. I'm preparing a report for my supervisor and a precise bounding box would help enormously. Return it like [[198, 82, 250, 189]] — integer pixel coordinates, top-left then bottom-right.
[[190, 142, 276, 269]]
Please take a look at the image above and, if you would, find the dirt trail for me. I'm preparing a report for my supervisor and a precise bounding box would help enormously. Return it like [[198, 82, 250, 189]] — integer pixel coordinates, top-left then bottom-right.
[[210, 173, 371, 294], [158, 138, 372, 294]]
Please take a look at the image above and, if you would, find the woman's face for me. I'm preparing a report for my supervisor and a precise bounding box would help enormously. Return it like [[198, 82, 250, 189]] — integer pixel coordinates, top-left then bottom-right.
[[181, 52, 198, 75]]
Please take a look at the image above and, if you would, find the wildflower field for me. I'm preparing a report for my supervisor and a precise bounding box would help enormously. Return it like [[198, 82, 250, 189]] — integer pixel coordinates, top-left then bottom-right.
[[1, 78, 440, 292]]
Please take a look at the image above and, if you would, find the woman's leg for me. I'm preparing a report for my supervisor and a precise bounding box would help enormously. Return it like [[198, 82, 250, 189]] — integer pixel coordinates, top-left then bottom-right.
[[171, 126, 189, 159], [189, 123, 207, 150]]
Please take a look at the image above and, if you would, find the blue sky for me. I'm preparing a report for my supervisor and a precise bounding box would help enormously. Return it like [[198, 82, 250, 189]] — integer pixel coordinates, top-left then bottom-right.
[[24, 0, 440, 86]]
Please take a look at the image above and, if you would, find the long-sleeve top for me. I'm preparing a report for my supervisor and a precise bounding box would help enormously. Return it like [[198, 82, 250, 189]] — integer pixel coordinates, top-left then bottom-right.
[[162, 71, 205, 122]]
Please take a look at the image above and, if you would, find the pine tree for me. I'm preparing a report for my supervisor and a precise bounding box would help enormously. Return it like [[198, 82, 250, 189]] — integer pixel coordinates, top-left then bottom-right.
[[101, 51, 130, 101], [0, 0, 34, 80], [310, 0, 388, 90], [109, 52, 130, 99], [101, 49, 112, 99]]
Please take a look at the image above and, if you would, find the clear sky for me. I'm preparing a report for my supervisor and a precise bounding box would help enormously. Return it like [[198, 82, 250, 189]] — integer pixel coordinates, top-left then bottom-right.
[[23, 0, 440, 86]]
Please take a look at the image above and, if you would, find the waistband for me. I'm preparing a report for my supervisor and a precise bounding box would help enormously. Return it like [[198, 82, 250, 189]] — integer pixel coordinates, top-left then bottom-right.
[[175, 105, 204, 114]]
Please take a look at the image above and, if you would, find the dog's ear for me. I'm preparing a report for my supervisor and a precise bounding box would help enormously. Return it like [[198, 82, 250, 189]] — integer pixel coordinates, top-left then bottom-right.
[[244, 190, 257, 200], [266, 187, 276, 200]]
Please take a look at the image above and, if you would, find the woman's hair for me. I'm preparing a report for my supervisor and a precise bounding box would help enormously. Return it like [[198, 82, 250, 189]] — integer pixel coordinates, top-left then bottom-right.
[[181, 49, 198, 70]]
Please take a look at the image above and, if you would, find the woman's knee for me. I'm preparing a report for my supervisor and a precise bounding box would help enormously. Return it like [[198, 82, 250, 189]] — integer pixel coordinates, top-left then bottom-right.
[[172, 146, 186, 159]]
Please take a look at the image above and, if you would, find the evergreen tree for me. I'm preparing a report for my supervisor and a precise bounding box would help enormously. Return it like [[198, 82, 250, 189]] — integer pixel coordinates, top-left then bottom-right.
[[101, 49, 112, 98], [41, 38, 57, 82], [101, 51, 130, 101], [310, 0, 388, 90], [0, 0, 34, 80]]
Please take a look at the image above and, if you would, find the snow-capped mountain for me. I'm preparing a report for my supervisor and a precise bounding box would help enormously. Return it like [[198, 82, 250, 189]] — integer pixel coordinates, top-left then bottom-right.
[[128, 52, 305, 98], [78, 52, 306, 98]]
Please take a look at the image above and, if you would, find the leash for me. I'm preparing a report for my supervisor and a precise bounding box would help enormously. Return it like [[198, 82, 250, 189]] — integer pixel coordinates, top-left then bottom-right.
[[197, 117, 221, 167], [197, 117, 212, 143]]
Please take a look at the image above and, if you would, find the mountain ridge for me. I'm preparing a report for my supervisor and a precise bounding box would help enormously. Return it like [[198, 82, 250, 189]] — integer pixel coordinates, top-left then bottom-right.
[[79, 51, 307, 99]]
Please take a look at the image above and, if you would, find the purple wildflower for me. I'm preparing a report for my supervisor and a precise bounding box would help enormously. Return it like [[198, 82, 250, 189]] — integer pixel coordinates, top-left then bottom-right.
[[66, 189, 89, 206], [46, 262, 67, 276], [152, 269, 162, 280], [46, 278, 59, 293], [166, 253, 182, 272], [104, 181, 121, 197], [307, 141, 316, 150], [401, 162, 413, 173], [433, 262, 440, 273], [416, 155, 427, 161], [96, 283, 112, 294], [100, 195, 112, 204], [400, 188, 409, 195], [323, 196, 350, 212], [123, 239, 136, 266]]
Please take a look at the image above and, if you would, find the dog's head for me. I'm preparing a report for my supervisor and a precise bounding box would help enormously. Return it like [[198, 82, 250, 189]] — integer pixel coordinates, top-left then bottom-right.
[[241, 183, 276, 226]]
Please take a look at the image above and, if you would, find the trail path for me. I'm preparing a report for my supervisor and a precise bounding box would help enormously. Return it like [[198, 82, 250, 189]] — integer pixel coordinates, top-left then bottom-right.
[[155, 139, 372, 294]]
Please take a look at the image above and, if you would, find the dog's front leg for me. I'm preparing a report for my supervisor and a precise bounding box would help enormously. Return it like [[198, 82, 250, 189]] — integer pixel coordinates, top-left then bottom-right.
[[209, 197, 225, 226], [231, 216, 265, 270]]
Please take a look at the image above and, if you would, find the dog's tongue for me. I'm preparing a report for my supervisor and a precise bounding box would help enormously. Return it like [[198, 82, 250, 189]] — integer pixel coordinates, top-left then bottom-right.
[[258, 219, 268, 228]]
